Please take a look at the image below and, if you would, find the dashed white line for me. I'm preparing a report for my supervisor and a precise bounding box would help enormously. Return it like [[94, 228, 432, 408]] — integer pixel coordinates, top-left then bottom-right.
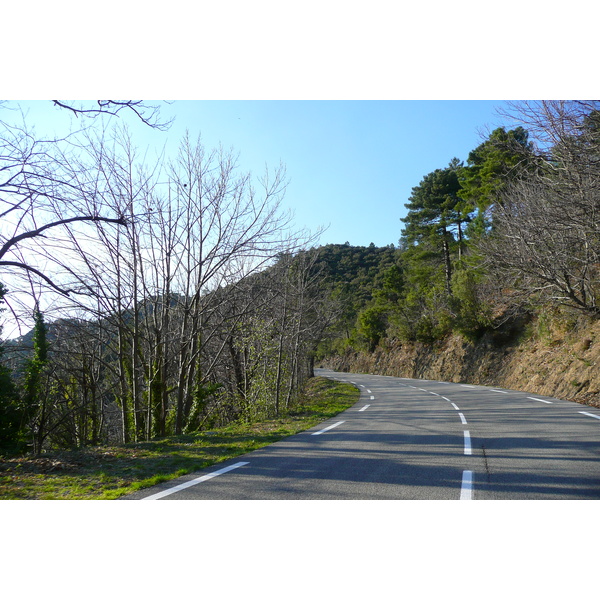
[[366, 389, 372, 393], [369, 395, 375, 400], [461, 385, 476, 389], [359, 405, 370, 412], [460, 470, 474, 500], [463, 431, 472, 455], [458, 412, 467, 425], [490, 389, 508, 394], [450, 402, 460, 410], [142, 461, 249, 500], [312, 421, 345, 435], [528, 397, 553, 404], [429, 392, 440, 396], [579, 411, 600, 420], [442, 396, 451, 402]]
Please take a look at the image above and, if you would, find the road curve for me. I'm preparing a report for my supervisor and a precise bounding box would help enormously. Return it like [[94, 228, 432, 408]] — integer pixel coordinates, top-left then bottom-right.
[[124, 369, 600, 500]]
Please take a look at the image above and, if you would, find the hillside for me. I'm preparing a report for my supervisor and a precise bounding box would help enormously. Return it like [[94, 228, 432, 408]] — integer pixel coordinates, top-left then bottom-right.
[[320, 313, 600, 409]]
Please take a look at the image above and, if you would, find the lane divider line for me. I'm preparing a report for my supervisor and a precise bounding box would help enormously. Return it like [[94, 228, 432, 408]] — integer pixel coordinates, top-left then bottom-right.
[[458, 412, 467, 425], [451, 402, 460, 410], [464, 431, 472, 455], [359, 405, 370, 412], [141, 461, 250, 500], [312, 421, 345, 435], [460, 471, 474, 500], [528, 397, 553, 404], [490, 389, 508, 394], [579, 411, 600, 420]]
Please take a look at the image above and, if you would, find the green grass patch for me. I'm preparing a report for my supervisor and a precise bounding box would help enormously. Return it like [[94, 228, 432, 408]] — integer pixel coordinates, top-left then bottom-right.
[[0, 377, 359, 500]]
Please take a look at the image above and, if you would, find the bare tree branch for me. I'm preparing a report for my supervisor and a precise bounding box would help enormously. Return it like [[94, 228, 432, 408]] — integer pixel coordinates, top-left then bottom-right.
[[0, 215, 128, 260], [51, 100, 173, 131]]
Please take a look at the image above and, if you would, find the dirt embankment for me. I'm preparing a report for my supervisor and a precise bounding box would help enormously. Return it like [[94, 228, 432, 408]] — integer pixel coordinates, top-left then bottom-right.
[[321, 317, 600, 409]]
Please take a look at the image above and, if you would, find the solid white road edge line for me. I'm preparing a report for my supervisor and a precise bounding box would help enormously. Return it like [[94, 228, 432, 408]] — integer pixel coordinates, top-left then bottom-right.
[[141, 462, 250, 500], [464, 431, 472, 455], [312, 421, 345, 435], [460, 470, 474, 500], [579, 411, 600, 420], [359, 405, 370, 412]]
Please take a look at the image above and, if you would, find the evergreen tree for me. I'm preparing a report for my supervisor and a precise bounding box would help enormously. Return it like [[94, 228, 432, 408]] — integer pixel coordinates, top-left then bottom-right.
[[21, 308, 50, 454], [458, 126, 534, 237], [401, 159, 467, 295]]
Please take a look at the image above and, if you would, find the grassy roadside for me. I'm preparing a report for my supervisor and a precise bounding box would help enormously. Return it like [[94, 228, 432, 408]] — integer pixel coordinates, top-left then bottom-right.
[[0, 377, 359, 500]]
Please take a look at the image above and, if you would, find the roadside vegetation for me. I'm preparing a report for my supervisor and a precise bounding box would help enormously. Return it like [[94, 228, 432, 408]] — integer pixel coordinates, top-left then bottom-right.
[[0, 377, 358, 499]]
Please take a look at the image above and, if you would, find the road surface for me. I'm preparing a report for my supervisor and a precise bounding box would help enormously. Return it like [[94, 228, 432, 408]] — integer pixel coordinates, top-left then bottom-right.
[[124, 368, 600, 500]]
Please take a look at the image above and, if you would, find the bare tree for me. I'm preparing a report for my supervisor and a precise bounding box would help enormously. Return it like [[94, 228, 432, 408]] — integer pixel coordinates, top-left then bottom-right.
[[0, 100, 171, 334], [479, 101, 600, 316]]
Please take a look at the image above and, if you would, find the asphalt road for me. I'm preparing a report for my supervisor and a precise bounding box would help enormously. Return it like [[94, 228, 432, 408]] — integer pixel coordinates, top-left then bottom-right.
[[125, 368, 600, 500]]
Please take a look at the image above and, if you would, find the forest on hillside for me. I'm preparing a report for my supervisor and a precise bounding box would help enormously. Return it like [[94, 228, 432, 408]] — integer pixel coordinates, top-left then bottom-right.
[[1, 100, 599, 456]]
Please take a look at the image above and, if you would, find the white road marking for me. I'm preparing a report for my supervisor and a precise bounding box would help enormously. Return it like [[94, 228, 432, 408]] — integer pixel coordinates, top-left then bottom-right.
[[141, 461, 249, 500], [366, 389, 371, 393], [458, 412, 467, 425], [442, 396, 451, 402], [464, 431, 472, 455], [429, 392, 440, 396], [359, 405, 370, 412], [461, 385, 476, 389], [579, 411, 600, 420], [460, 471, 474, 500], [312, 421, 345, 435], [451, 402, 460, 410], [490, 389, 508, 394], [528, 397, 553, 404], [369, 395, 375, 400]]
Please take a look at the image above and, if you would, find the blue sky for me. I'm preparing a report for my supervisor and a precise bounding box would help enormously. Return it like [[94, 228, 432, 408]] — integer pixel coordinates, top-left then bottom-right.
[[7, 100, 513, 248]]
